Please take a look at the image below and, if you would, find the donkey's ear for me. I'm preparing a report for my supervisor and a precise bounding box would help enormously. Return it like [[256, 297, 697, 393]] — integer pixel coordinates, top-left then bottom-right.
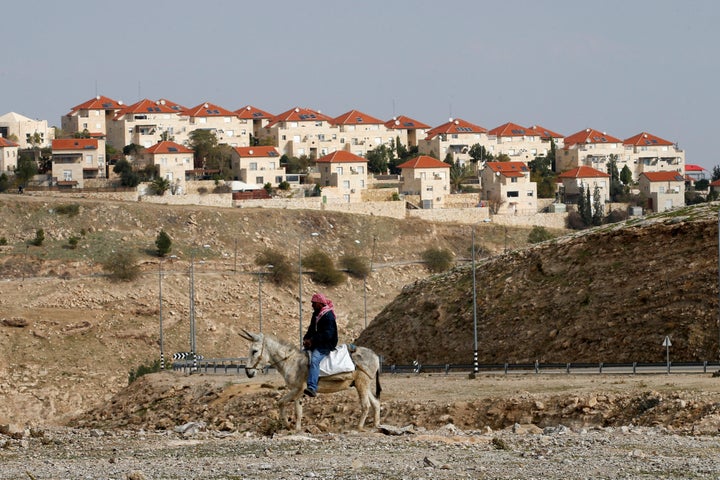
[[239, 329, 258, 341]]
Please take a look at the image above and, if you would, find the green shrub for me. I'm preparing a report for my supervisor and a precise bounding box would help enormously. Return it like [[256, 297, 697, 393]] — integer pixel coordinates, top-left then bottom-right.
[[149, 177, 170, 195], [67, 236, 80, 249], [0, 237, 6, 246], [128, 359, 161, 384], [605, 209, 628, 224], [155, 230, 172, 257], [527, 226, 554, 244], [421, 247, 454, 273], [30, 229, 45, 246], [339, 254, 370, 279], [303, 249, 345, 286], [278, 181, 290, 191], [566, 211, 587, 230], [255, 249, 293, 285], [55, 204, 80, 216], [103, 249, 141, 282]]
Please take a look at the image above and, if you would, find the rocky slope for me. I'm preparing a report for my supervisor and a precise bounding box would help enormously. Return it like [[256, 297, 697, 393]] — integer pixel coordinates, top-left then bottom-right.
[[358, 203, 720, 365]]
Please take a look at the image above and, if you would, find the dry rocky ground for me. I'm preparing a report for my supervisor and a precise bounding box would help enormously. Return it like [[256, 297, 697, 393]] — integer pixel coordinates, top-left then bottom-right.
[[2, 195, 720, 478], [3, 372, 720, 479]]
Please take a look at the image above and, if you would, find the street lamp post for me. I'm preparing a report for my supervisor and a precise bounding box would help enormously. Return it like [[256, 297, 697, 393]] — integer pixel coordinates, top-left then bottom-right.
[[258, 265, 272, 333], [471, 228, 479, 377], [159, 258, 165, 370], [299, 232, 319, 345]]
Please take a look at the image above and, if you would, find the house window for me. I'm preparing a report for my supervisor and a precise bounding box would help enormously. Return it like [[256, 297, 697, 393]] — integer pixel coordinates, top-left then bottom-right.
[[336, 167, 343, 175], [63, 170, 72, 181], [282, 135, 287, 140], [527, 190, 534, 196], [85, 155, 93, 165], [343, 194, 350, 203], [249, 162, 258, 171], [343, 180, 350, 188], [318, 134, 325, 141], [507, 191, 519, 197], [360, 180, 365, 188], [357, 166, 364, 174], [659, 186, 665, 193], [226, 130, 234, 137], [293, 135, 301, 143], [269, 162, 276, 169]]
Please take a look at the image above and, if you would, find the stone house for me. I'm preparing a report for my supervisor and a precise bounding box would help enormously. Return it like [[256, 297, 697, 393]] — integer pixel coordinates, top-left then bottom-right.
[[0, 136, 19, 174], [315, 150, 368, 203], [230, 146, 284, 187], [557, 165, 610, 206], [141, 141, 194, 193], [420, 118, 491, 166], [638, 171, 685, 213], [398, 155, 451, 209], [480, 161, 537, 215], [384, 115, 431, 149], [51, 138, 106, 188]]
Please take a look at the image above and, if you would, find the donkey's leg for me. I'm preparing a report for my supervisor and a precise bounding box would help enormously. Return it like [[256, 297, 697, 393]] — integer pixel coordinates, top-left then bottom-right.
[[369, 389, 381, 427], [353, 376, 371, 430], [278, 389, 301, 429], [294, 398, 304, 431]]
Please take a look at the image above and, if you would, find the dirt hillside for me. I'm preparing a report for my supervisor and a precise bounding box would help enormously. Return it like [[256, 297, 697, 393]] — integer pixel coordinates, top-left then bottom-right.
[[358, 202, 720, 366]]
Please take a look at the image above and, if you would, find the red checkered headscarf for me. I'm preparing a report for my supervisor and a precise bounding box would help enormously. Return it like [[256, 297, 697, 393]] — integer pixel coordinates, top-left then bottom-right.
[[311, 293, 334, 319]]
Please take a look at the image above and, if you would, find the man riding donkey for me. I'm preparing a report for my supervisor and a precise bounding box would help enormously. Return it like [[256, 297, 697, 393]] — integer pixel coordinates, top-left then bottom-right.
[[302, 292, 337, 397]]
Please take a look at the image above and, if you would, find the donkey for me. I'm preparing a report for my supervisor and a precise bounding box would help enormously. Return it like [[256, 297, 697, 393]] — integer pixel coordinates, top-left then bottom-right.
[[240, 330, 382, 431]]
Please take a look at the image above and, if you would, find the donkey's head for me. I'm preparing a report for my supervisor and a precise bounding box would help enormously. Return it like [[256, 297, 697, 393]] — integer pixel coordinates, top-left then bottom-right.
[[239, 329, 264, 378]]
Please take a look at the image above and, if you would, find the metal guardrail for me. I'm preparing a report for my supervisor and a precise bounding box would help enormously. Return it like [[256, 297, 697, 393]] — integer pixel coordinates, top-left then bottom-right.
[[170, 358, 720, 376], [383, 360, 720, 375], [172, 357, 249, 374]]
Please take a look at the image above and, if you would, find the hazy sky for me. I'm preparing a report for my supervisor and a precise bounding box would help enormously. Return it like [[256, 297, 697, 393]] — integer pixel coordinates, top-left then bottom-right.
[[3, 0, 719, 171]]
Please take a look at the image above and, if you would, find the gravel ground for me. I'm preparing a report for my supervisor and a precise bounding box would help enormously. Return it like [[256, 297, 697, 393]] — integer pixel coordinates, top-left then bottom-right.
[[3, 424, 720, 479]]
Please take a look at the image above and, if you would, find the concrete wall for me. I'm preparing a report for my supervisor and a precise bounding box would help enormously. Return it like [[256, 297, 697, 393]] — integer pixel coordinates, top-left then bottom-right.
[[408, 206, 491, 224]]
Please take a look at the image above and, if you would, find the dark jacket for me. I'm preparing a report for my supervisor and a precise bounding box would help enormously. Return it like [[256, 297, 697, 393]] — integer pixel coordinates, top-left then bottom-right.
[[303, 309, 338, 351]]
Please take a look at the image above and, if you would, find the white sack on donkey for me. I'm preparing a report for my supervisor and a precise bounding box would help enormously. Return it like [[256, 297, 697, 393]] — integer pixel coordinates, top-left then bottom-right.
[[319, 344, 355, 376]]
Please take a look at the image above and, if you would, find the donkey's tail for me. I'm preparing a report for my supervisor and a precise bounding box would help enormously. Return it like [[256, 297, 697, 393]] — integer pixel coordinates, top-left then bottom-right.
[[375, 369, 382, 399]]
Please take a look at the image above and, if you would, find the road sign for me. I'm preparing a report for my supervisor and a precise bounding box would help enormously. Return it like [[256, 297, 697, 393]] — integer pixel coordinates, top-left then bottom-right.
[[662, 336, 672, 347]]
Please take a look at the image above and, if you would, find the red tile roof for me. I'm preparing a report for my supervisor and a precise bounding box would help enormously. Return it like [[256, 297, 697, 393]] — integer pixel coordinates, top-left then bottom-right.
[[425, 118, 487, 140], [184, 102, 237, 117], [384, 115, 431, 130], [114, 99, 179, 119], [67, 95, 123, 114], [315, 150, 366, 163], [623, 131, 674, 147], [485, 161, 529, 178], [557, 166, 610, 179], [641, 171, 685, 182], [266, 107, 333, 127], [52, 139, 98, 150], [156, 98, 187, 113], [397, 155, 450, 169], [332, 109, 384, 126], [527, 124, 564, 140], [231, 146, 280, 158], [0, 137, 19, 147], [234, 105, 274, 119], [710, 179, 720, 187], [488, 122, 531, 137], [145, 141, 193, 155], [685, 164, 705, 172], [564, 128, 622, 147]]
